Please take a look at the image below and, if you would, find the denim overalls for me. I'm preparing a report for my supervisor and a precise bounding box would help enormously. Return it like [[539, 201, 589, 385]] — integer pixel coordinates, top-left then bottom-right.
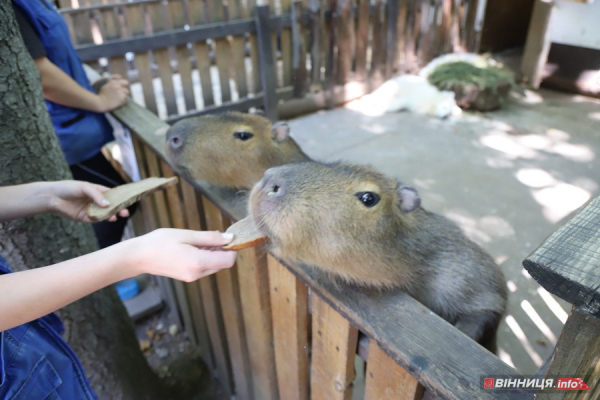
[[12, 0, 113, 166], [0, 255, 97, 399]]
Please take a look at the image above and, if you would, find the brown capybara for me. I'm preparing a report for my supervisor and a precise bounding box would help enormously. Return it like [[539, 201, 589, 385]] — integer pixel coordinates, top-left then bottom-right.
[[249, 161, 507, 351], [165, 112, 309, 189]]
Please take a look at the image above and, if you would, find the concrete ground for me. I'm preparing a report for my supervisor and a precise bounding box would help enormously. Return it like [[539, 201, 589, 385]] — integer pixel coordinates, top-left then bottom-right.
[[286, 88, 600, 375]]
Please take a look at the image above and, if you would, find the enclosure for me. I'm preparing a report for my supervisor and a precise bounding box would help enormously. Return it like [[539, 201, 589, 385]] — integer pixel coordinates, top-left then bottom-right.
[[54, 0, 600, 398]]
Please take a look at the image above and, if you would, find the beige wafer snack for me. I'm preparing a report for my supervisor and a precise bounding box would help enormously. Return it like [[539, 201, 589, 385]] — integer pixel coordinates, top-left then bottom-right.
[[222, 216, 269, 250], [87, 177, 178, 222]]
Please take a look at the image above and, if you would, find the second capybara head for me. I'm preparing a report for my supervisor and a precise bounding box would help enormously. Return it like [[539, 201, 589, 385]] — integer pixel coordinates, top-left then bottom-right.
[[165, 112, 309, 189]]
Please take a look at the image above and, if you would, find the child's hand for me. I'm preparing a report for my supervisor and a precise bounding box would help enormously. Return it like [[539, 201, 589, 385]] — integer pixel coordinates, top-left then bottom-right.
[[47, 180, 129, 223], [126, 229, 237, 281]]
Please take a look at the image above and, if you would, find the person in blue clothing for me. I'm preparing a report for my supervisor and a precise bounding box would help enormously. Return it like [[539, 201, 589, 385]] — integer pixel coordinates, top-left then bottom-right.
[[12, 0, 133, 249], [0, 180, 237, 399]]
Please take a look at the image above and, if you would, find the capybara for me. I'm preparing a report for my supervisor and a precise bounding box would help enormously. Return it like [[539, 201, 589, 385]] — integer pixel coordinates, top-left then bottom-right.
[[249, 161, 507, 351], [165, 112, 309, 189]]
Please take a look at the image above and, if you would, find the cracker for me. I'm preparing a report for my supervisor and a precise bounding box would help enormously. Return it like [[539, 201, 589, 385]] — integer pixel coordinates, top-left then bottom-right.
[[87, 177, 178, 222], [222, 216, 269, 250]]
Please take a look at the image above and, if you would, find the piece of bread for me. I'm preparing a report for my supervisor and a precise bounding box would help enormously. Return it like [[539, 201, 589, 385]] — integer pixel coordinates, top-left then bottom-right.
[[87, 177, 178, 222], [222, 216, 269, 250]]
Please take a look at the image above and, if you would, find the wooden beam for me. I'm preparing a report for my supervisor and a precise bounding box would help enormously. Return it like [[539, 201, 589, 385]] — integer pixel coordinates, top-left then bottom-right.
[[523, 196, 600, 317], [255, 5, 279, 120], [521, 0, 556, 88]]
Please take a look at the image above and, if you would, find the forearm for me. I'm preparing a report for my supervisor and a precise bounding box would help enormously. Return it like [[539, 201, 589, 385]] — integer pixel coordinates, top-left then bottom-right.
[[0, 182, 52, 222], [34, 57, 102, 112], [0, 241, 137, 331]]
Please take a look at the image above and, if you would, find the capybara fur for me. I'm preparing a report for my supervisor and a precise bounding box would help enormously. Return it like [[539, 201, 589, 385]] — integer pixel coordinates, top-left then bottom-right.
[[165, 112, 309, 189], [250, 161, 507, 351]]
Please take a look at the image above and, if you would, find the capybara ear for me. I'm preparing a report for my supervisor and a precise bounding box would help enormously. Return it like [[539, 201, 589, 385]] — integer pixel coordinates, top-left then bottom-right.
[[397, 184, 421, 213], [271, 121, 291, 143]]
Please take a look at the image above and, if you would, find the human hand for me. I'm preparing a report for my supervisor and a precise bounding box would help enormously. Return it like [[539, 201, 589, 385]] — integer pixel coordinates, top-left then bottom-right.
[[47, 180, 129, 223], [126, 229, 237, 281], [96, 75, 130, 112]]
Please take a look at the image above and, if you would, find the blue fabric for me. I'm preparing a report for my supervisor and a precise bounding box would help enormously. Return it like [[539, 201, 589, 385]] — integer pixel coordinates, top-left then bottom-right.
[[0, 255, 97, 400], [12, 0, 113, 165]]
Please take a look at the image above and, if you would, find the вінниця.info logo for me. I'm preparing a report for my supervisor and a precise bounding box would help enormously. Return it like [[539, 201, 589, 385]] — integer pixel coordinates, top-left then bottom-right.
[[482, 377, 590, 391]]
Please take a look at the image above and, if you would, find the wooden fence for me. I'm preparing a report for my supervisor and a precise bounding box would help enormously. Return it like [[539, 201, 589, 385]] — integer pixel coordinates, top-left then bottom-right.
[[108, 96, 600, 400], [61, 0, 483, 122]]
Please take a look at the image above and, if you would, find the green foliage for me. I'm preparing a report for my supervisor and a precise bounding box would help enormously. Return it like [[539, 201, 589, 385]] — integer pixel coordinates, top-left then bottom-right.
[[427, 61, 516, 94]]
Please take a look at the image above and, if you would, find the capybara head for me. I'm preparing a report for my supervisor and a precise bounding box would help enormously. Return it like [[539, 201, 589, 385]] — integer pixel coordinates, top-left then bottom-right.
[[165, 112, 309, 189], [249, 161, 422, 288], [249, 161, 506, 349]]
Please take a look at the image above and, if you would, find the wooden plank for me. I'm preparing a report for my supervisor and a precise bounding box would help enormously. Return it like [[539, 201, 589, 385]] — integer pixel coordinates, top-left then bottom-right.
[[193, 42, 216, 107], [395, 0, 408, 71], [207, 0, 233, 103], [203, 200, 253, 400], [124, 3, 146, 37], [180, 181, 214, 367], [355, 0, 370, 81], [280, 0, 294, 87], [385, 0, 400, 77], [247, 0, 262, 95], [168, 0, 187, 29], [268, 255, 309, 400], [197, 198, 234, 396], [131, 135, 157, 232], [234, 250, 279, 400], [308, 0, 323, 87], [187, 0, 206, 26], [311, 293, 359, 400], [450, 0, 461, 52], [537, 308, 600, 400], [175, 44, 197, 112], [143, 147, 171, 228], [523, 196, 600, 317], [155, 49, 178, 117], [336, 0, 353, 85], [161, 161, 198, 345], [325, 0, 338, 108], [364, 340, 424, 400], [370, 0, 385, 78], [108, 56, 129, 79], [229, 0, 249, 99], [135, 52, 158, 115], [71, 10, 94, 46], [416, 0, 431, 67], [520, 0, 556, 88], [291, 0, 307, 97], [464, 0, 479, 52], [404, 0, 419, 71], [255, 5, 279, 120]]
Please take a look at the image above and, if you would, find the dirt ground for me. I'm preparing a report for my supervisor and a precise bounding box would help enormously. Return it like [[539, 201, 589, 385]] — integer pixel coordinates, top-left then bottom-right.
[[286, 87, 600, 375]]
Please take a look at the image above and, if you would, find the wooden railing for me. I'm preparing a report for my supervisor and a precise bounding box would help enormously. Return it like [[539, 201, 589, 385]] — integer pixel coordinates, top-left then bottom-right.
[[109, 97, 538, 400], [64, 0, 483, 122]]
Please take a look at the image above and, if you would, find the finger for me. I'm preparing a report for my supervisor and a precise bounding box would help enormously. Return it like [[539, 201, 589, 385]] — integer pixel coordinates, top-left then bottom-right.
[[180, 230, 235, 247], [82, 183, 110, 207], [93, 184, 111, 193], [108, 215, 117, 222], [197, 248, 237, 270], [118, 209, 130, 218]]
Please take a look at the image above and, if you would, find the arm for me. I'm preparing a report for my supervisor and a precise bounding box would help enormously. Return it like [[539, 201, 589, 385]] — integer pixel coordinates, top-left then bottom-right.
[[34, 57, 129, 113], [0, 181, 127, 223], [0, 229, 236, 331]]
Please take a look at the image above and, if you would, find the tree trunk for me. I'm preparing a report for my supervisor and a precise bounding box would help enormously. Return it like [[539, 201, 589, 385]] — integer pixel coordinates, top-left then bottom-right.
[[0, 3, 164, 399]]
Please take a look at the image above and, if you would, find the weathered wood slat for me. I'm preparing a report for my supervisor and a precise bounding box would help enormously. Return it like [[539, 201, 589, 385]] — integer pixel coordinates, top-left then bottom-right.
[[523, 196, 600, 317], [336, 0, 353, 85], [396, 0, 408, 71], [520, 0, 556, 88], [123, 3, 146, 37], [180, 181, 214, 366], [268, 255, 309, 400], [186, 0, 206, 26], [310, 293, 359, 400], [291, 0, 307, 97], [365, 340, 424, 400], [370, 0, 385, 78], [385, 0, 400, 77], [229, 0, 249, 99], [155, 49, 178, 117], [108, 56, 129, 79], [175, 44, 197, 112], [236, 250, 279, 400], [130, 134, 157, 232], [464, 0, 479, 52], [280, 0, 294, 88], [193, 42, 216, 107], [135, 52, 158, 115], [71, 10, 93, 46], [354, 0, 370, 81], [255, 5, 279, 120], [203, 200, 253, 400], [207, 0, 233, 104], [537, 308, 600, 400]]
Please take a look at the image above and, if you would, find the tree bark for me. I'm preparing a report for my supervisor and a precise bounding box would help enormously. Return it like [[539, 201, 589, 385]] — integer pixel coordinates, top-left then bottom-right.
[[0, 3, 164, 399]]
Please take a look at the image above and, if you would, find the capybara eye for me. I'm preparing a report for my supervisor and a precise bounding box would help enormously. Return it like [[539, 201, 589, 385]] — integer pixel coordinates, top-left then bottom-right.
[[356, 192, 380, 207], [234, 131, 254, 141]]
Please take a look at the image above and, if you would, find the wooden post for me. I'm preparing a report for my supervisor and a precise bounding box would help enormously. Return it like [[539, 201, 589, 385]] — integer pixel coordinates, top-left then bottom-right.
[[521, 0, 556, 88], [255, 5, 279, 121], [291, 0, 307, 98], [268, 255, 309, 400], [311, 294, 359, 400], [385, 0, 400, 78], [364, 341, 425, 400]]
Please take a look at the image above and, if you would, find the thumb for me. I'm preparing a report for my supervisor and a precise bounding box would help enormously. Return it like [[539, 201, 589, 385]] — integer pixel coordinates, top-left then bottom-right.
[[82, 183, 110, 208], [184, 230, 234, 247]]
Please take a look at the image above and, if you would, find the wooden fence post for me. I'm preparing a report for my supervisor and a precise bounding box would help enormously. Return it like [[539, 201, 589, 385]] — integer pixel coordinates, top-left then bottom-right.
[[523, 196, 600, 398], [255, 4, 279, 121]]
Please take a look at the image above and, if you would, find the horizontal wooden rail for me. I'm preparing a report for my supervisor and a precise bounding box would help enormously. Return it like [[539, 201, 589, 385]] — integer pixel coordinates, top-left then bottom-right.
[[111, 97, 531, 400]]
